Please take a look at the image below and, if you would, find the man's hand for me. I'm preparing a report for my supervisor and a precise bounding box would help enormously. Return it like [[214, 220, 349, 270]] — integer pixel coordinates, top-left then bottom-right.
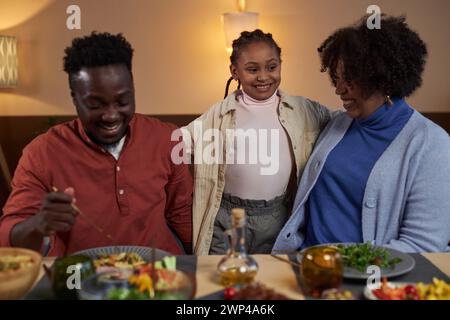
[[10, 187, 78, 251], [31, 187, 77, 236]]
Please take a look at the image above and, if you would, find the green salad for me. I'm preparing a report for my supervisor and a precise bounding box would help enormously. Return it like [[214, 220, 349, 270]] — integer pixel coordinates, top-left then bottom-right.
[[336, 242, 402, 272]]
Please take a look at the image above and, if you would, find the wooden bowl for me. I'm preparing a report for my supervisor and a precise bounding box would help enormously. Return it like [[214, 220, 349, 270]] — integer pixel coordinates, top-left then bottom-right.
[[0, 247, 42, 300]]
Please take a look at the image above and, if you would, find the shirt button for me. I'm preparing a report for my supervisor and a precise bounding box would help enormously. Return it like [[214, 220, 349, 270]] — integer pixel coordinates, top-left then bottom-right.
[[116, 166, 120, 172], [364, 198, 377, 208], [315, 161, 321, 171], [293, 146, 297, 150], [281, 120, 286, 123], [119, 189, 124, 195]]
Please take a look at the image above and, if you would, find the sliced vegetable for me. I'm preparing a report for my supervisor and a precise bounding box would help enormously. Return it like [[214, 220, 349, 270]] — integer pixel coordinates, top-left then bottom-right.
[[162, 256, 176, 271]]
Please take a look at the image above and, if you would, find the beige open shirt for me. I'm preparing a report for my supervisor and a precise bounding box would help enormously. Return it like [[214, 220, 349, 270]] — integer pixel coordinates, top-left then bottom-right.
[[182, 90, 331, 255]]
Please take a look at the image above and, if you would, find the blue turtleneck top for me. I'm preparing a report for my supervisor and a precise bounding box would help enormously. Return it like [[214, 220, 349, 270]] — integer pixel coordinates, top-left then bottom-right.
[[302, 98, 413, 247]]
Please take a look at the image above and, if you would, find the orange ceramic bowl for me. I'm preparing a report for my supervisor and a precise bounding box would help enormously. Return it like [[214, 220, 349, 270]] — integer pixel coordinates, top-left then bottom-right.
[[0, 247, 42, 300]]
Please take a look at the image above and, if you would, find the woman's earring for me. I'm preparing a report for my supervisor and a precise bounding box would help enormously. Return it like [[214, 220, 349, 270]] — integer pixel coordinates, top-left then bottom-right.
[[386, 95, 393, 106]]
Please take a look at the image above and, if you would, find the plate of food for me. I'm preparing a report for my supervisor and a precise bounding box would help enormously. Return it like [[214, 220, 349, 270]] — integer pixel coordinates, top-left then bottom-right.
[[78, 256, 195, 300], [72, 246, 170, 273], [364, 277, 450, 300], [299, 242, 415, 279]]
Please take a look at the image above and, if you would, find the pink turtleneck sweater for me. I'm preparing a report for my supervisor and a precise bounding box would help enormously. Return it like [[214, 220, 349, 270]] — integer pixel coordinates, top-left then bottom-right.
[[223, 90, 292, 200]]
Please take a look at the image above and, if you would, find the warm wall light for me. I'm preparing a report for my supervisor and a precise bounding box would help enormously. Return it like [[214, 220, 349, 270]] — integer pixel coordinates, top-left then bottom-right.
[[0, 36, 15, 189], [0, 36, 18, 88], [222, 0, 259, 53]]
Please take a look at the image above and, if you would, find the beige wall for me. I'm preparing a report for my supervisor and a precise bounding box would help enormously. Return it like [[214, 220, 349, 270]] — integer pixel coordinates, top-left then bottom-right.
[[0, 0, 449, 116]]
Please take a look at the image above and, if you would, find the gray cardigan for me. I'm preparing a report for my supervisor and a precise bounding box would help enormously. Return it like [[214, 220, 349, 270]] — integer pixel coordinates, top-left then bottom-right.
[[272, 110, 450, 253]]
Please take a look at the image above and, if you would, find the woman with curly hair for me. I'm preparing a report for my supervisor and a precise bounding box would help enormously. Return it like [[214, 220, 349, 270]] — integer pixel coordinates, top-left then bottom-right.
[[273, 15, 450, 253]]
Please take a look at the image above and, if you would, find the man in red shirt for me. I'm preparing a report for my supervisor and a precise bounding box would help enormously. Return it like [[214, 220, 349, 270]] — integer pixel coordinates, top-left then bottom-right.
[[0, 32, 193, 256]]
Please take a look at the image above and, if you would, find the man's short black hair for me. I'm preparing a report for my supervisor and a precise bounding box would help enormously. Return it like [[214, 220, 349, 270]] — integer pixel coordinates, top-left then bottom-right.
[[318, 15, 428, 99], [63, 31, 134, 83]]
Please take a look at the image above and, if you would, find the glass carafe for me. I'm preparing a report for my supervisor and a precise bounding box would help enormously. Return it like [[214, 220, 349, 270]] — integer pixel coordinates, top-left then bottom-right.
[[217, 208, 259, 287]]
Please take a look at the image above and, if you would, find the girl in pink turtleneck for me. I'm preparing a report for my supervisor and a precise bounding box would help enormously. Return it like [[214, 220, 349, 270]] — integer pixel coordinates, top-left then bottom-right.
[[185, 30, 331, 255]]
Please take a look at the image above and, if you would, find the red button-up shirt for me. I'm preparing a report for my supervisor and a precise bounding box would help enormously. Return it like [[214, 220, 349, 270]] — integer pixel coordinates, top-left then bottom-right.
[[0, 114, 193, 256]]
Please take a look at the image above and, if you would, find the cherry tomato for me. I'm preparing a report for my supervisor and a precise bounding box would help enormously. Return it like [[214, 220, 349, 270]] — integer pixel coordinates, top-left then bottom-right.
[[224, 287, 236, 300], [404, 285, 417, 295]]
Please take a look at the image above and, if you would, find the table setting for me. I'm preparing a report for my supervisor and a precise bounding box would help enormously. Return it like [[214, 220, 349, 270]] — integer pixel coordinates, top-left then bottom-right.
[[3, 242, 446, 301]]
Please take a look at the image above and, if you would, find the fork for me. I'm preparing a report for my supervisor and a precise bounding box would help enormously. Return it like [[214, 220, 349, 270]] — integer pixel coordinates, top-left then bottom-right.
[[51, 186, 115, 244]]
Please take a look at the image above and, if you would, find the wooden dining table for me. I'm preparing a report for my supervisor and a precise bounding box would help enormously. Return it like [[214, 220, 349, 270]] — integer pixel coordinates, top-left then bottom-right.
[[32, 252, 450, 300]]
